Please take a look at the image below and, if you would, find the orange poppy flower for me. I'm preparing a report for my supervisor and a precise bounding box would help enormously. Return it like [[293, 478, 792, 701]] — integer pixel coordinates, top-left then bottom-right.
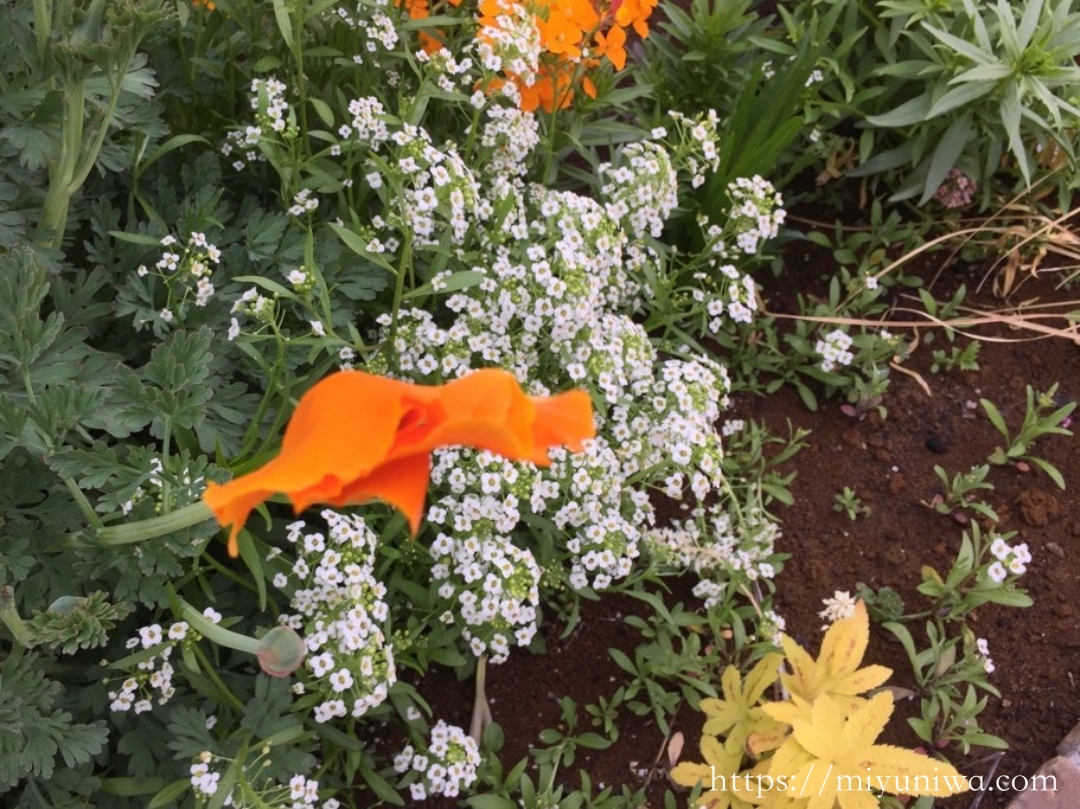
[[203, 369, 595, 556]]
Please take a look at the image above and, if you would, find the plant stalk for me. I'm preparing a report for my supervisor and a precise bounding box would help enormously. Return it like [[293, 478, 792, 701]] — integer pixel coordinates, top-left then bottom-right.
[[469, 654, 493, 744]]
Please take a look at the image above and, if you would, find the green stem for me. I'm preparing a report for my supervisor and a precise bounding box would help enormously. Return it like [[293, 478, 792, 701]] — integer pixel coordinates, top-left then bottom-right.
[[191, 643, 247, 712], [40, 80, 85, 246], [202, 553, 262, 595], [64, 477, 104, 529], [0, 587, 34, 648], [41, 55, 133, 248], [32, 0, 51, 65], [292, 4, 309, 139], [160, 420, 172, 514], [180, 601, 261, 656], [95, 501, 213, 546], [387, 232, 414, 373]]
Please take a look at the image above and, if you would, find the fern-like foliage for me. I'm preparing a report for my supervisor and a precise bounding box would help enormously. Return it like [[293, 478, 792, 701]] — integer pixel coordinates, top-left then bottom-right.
[[0, 653, 108, 795], [27, 592, 132, 655]]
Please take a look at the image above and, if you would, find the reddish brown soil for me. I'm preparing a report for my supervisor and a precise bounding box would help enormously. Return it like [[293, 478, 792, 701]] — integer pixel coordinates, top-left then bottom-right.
[[376, 243, 1080, 809]]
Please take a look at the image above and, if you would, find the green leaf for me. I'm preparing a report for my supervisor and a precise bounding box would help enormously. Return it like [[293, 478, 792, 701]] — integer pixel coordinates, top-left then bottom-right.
[[401, 270, 484, 301], [980, 399, 1009, 439], [108, 230, 168, 246], [237, 529, 268, 610], [923, 22, 994, 64], [1027, 456, 1066, 489], [573, 732, 612, 750], [241, 676, 298, 740], [271, 0, 294, 50], [926, 82, 995, 119], [1000, 83, 1030, 184], [921, 112, 973, 204], [607, 648, 636, 676], [148, 779, 191, 809], [866, 95, 934, 128], [328, 223, 397, 276], [949, 63, 1013, 84], [358, 757, 404, 806], [310, 97, 335, 127], [137, 134, 210, 174], [0, 654, 108, 790]]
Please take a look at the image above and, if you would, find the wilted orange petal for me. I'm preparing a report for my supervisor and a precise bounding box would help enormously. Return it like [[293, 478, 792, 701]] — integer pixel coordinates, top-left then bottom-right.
[[531, 390, 594, 454], [335, 453, 432, 534], [203, 369, 595, 556]]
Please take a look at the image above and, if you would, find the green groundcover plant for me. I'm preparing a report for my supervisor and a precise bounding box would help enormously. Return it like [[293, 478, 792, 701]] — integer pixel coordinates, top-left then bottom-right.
[[0, 0, 811, 805], [0, 0, 1042, 805]]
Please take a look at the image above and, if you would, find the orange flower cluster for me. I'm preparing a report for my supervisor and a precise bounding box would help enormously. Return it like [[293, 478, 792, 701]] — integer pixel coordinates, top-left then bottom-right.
[[203, 369, 595, 557], [479, 0, 657, 112], [397, 0, 462, 54]]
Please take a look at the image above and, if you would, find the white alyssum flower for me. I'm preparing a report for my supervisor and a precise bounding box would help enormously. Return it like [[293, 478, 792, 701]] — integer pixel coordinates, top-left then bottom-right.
[[815, 329, 854, 373], [818, 591, 858, 627], [394, 720, 481, 799], [275, 511, 396, 721]]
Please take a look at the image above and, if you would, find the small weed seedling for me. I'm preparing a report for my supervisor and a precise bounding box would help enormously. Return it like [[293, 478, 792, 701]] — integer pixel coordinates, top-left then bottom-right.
[[981, 383, 1074, 487], [833, 486, 870, 520], [878, 522, 1032, 754], [930, 341, 981, 374], [923, 464, 998, 524]]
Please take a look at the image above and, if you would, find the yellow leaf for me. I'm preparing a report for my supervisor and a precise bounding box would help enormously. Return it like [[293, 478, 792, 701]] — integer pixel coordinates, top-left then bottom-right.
[[819, 599, 870, 677], [702, 655, 784, 751], [779, 600, 892, 706], [783, 693, 969, 806], [860, 745, 969, 796]]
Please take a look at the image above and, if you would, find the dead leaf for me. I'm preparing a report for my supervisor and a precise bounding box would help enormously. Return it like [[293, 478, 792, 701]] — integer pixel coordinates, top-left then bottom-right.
[[666, 731, 684, 769]]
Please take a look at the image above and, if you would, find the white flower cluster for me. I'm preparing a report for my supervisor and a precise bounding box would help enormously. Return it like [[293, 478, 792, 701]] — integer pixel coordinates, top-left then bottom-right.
[[274, 511, 396, 721], [818, 590, 857, 627], [332, 4, 399, 62], [643, 501, 779, 588], [288, 188, 319, 218], [474, 0, 543, 91], [542, 438, 648, 591], [231, 287, 276, 329], [620, 357, 729, 500], [417, 47, 476, 94], [815, 328, 854, 373], [111, 613, 215, 713], [394, 720, 481, 800], [975, 637, 995, 674], [189, 750, 340, 808], [724, 176, 786, 255], [479, 105, 540, 176], [758, 608, 786, 646], [986, 535, 1032, 583], [140, 232, 222, 321], [221, 77, 293, 170], [425, 450, 542, 662], [345, 118, 487, 247], [190, 753, 222, 799], [361, 166, 761, 627], [668, 109, 720, 188], [598, 139, 679, 239], [345, 96, 391, 147]]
